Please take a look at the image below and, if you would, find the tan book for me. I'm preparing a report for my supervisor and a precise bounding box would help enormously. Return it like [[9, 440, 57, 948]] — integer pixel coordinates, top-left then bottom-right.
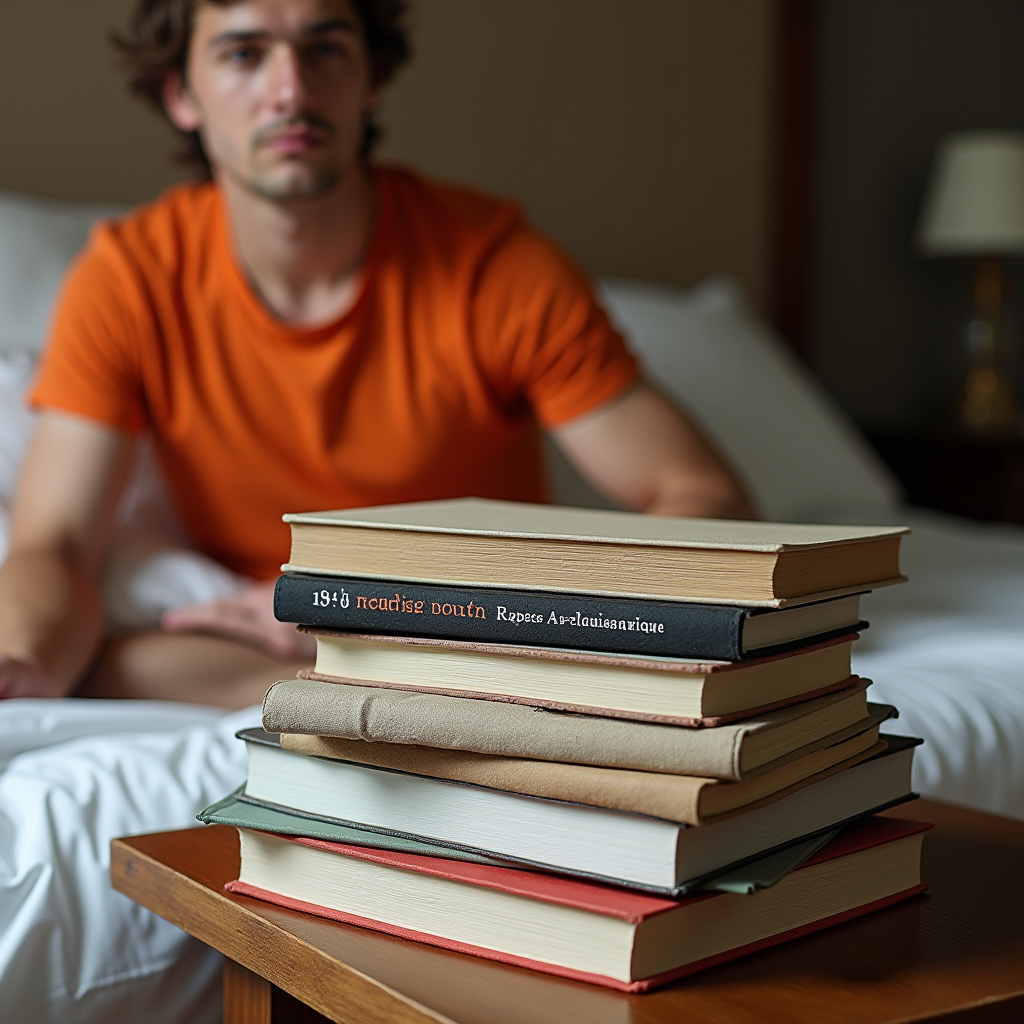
[[263, 676, 880, 781], [298, 631, 858, 725], [280, 713, 889, 825], [283, 498, 908, 607]]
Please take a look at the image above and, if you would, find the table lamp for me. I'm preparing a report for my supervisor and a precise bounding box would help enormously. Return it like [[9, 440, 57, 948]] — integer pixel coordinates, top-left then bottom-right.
[[916, 131, 1024, 431]]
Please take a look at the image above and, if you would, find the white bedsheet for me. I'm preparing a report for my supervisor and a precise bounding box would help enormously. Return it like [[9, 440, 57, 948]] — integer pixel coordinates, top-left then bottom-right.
[[854, 509, 1024, 820], [0, 699, 259, 1023]]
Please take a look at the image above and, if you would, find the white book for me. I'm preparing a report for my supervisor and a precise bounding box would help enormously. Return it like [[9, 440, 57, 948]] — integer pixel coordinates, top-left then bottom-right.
[[241, 732, 919, 892]]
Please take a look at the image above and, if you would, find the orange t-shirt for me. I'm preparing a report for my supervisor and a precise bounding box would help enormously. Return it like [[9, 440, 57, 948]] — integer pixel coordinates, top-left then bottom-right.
[[31, 167, 638, 579]]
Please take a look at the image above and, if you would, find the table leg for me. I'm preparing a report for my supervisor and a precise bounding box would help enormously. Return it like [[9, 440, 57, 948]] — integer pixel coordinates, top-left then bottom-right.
[[224, 958, 333, 1023]]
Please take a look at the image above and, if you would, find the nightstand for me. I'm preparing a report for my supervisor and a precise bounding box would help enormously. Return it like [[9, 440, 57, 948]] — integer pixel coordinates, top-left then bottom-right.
[[869, 429, 1024, 525], [110, 801, 1024, 1023]]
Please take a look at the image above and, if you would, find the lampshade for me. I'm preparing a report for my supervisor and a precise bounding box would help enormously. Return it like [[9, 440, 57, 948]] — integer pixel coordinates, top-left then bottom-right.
[[916, 131, 1024, 257]]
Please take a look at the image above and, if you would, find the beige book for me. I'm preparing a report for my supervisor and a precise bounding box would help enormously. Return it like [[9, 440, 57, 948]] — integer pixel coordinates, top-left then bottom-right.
[[280, 716, 888, 825], [300, 632, 857, 724], [283, 498, 907, 606], [264, 676, 880, 780]]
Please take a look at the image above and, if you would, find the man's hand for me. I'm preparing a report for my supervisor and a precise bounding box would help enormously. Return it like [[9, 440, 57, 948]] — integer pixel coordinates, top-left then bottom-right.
[[161, 580, 316, 660], [0, 655, 63, 700]]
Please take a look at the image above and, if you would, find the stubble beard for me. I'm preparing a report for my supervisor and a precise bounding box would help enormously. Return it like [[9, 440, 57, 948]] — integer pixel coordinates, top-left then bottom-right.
[[238, 159, 345, 202]]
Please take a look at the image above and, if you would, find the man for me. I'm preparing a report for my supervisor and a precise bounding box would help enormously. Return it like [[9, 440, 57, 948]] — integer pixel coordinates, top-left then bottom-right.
[[0, 0, 754, 707]]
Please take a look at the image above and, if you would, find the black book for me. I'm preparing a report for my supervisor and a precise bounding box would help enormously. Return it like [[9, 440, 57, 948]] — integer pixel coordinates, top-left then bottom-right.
[[274, 572, 866, 660]]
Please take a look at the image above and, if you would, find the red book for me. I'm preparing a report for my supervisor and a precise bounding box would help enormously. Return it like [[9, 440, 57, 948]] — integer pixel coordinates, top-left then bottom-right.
[[226, 816, 929, 992]]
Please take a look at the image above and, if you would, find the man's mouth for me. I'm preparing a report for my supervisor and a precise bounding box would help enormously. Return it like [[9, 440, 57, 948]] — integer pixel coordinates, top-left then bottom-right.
[[257, 123, 331, 156]]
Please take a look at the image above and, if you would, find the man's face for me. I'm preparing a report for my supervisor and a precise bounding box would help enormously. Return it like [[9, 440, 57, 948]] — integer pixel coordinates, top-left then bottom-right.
[[167, 0, 375, 201]]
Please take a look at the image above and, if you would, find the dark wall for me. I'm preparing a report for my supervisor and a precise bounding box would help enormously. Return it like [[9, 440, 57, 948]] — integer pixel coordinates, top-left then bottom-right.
[[811, 0, 1024, 428]]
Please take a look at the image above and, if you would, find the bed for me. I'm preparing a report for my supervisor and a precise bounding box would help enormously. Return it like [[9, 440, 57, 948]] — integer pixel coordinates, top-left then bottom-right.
[[2, 188, 1023, 1023]]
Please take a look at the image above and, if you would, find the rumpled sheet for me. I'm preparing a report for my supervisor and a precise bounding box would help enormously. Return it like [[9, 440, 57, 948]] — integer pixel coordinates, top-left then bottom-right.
[[855, 509, 1024, 820], [0, 699, 259, 1023]]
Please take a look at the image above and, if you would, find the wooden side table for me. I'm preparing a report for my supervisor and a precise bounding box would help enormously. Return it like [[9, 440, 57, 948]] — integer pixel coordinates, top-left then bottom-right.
[[111, 798, 1024, 1024], [869, 429, 1024, 524]]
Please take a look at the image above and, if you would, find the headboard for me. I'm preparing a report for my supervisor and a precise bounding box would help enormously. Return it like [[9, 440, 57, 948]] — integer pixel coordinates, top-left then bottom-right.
[[0, 0, 812, 352]]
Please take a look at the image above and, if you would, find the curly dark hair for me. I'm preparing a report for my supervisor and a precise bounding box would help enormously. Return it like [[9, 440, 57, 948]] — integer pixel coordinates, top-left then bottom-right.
[[112, 0, 410, 176]]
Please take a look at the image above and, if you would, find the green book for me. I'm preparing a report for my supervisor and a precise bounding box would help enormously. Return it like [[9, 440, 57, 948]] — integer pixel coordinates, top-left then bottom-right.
[[198, 790, 507, 868], [199, 789, 839, 897]]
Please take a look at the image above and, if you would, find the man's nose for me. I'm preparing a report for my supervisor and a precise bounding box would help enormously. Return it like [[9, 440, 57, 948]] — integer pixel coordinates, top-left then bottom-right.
[[267, 45, 308, 113]]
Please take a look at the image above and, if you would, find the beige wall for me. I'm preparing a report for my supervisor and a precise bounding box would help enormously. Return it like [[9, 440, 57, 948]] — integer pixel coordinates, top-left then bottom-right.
[[0, 0, 188, 205], [0, 0, 772, 307]]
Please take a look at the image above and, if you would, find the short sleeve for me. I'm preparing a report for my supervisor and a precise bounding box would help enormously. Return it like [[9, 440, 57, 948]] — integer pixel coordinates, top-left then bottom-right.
[[29, 225, 148, 433], [470, 225, 639, 427]]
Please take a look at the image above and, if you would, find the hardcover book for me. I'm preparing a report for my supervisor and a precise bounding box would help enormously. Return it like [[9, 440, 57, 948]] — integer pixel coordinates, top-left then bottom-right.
[[276, 717, 890, 823], [282, 498, 908, 606], [296, 630, 860, 726], [275, 572, 867, 659], [199, 790, 841, 896], [238, 729, 921, 890], [199, 791, 507, 867], [226, 816, 930, 991], [262, 676, 883, 780]]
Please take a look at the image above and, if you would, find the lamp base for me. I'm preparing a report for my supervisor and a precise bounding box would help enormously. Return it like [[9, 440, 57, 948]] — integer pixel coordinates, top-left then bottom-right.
[[958, 365, 1018, 433], [955, 257, 1020, 433]]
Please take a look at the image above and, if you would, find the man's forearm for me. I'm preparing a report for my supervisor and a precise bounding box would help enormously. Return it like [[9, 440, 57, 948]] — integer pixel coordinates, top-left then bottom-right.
[[642, 471, 757, 521], [552, 380, 758, 521], [0, 549, 105, 695]]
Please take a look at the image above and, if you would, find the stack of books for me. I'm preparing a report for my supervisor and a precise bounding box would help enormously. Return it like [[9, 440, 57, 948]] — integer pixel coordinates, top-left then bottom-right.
[[201, 499, 929, 992]]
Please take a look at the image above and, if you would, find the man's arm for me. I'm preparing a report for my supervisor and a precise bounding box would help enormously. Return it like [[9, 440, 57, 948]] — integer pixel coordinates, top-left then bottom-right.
[[551, 379, 757, 519], [0, 411, 132, 698]]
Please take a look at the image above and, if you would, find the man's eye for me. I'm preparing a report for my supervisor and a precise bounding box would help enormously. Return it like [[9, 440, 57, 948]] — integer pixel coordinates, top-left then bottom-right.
[[224, 46, 261, 66], [307, 40, 345, 61]]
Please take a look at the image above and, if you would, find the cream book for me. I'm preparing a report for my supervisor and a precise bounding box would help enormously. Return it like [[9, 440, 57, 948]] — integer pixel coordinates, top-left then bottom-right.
[[227, 817, 928, 992], [299, 631, 858, 725], [282, 498, 908, 607]]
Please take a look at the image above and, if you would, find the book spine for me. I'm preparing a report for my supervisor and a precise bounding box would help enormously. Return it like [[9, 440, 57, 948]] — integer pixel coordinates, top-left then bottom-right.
[[275, 573, 745, 659]]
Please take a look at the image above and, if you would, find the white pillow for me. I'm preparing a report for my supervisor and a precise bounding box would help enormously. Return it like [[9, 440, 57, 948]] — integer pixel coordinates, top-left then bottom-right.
[[0, 190, 125, 356], [0, 353, 36, 505], [592, 277, 903, 523]]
